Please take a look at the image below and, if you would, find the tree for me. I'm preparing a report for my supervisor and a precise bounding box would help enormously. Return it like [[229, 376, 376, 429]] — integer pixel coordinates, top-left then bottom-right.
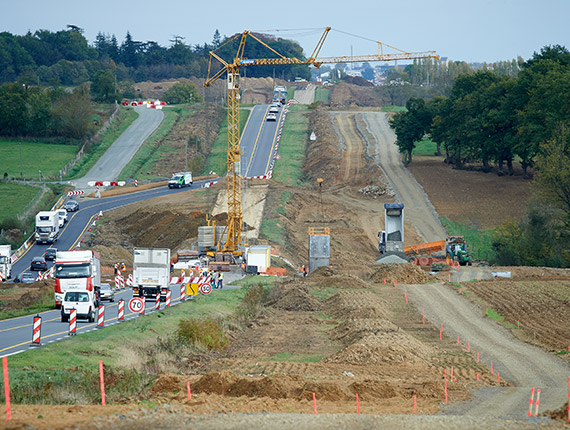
[[212, 29, 221, 48], [533, 124, 570, 218], [91, 69, 117, 102], [51, 85, 92, 140], [163, 82, 202, 104], [390, 98, 431, 164]]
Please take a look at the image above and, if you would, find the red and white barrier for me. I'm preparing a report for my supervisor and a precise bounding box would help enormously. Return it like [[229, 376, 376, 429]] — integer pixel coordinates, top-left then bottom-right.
[[126, 274, 133, 287], [114, 275, 125, 289], [528, 387, 535, 417], [118, 299, 124, 321], [97, 305, 105, 327], [141, 297, 145, 315], [165, 290, 171, 307], [69, 309, 77, 335], [31, 314, 42, 345], [180, 284, 186, 301], [67, 190, 85, 196], [134, 179, 138, 187], [155, 296, 160, 311], [534, 389, 541, 417], [88, 181, 126, 187]]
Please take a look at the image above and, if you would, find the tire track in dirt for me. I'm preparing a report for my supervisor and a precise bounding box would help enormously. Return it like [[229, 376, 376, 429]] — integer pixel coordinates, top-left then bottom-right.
[[362, 112, 447, 242], [332, 113, 364, 182], [406, 282, 570, 417]]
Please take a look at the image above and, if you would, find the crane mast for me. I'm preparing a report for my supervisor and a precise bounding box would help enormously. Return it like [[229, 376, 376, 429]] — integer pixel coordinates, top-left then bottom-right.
[[204, 28, 437, 255]]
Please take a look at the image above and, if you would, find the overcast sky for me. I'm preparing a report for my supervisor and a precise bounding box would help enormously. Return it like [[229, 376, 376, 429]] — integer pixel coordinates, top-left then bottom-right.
[[2, 0, 569, 64]]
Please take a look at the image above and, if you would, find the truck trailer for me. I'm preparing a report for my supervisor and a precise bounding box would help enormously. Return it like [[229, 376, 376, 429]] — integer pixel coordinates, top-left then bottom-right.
[[35, 211, 60, 244], [0, 245, 12, 281], [133, 248, 171, 301], [54, 250, 101, 309]]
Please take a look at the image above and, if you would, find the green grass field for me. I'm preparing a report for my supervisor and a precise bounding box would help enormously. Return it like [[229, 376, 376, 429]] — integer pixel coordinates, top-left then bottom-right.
[[0, 141, 78, 180], [381, 106, 407, 112], [413, 137, 439, 155], [314, 87, 331, 103], [271, 104, 309, 186], [203, 109, 250, 176], [0, 183, 41, 222]]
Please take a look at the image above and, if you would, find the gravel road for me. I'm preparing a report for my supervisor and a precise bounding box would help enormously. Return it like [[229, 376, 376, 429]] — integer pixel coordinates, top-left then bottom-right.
[[362, 112, 447, 242], [406, 281, 570, 418], [73, 105, 164, 189], [96, 408, 567, 429]]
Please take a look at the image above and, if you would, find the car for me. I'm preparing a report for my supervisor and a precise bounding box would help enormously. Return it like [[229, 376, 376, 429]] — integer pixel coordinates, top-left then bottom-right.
[[269, 106, 279, 113], [30, 256, 47, 271], [15, 272, 35, 283], [44, 248, 57, 261], [65, 200, 79, 212], [61, 290, 96, 323], [266, 113, 277, 121], [98, 283, 115, 302]]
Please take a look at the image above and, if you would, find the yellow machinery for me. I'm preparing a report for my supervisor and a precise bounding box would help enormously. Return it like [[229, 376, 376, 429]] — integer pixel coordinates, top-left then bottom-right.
[[204, 27, 438, 255]]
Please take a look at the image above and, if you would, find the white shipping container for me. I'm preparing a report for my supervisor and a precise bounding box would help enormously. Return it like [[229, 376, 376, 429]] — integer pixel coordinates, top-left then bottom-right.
[[246, 245, 271, 272]]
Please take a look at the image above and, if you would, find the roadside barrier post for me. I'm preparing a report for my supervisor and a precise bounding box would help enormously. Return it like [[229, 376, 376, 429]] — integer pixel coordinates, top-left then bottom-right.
[[180, 284, 186, 301], [141, 297, 145, 315], [2, 356, 11, 421], [31, 314, 42, 346], [118, 299, 124, 321], [98, 305, 105, 328], [166, 290, 171, 307], [528, 387, 535, 417], [99, 360, 106, 406], [69, 309, 77, 336], [155, 295, 160, 311], [534, 389, 541, 416]]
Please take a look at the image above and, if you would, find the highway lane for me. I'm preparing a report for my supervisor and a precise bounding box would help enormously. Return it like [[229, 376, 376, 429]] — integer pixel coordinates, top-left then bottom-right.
[[12, 179, 215, 277], [240, 104, 285, 177], [0, 284, 189, 356]]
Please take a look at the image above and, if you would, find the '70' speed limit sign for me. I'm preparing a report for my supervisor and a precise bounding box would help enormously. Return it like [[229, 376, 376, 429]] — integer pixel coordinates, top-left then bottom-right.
[[128, 297, 145, 313]]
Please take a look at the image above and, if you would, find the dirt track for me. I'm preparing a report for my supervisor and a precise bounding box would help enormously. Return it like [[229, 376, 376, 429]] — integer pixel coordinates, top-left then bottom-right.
[[361, 112, 447, 242], [406, 281, 570, 417]]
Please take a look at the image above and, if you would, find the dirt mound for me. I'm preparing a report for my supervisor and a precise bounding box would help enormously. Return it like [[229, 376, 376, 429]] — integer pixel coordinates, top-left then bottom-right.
[[0, 280, 53, 311], [324, 291, 388, 320], [349, 380, 401, 399], [193, 371, 241, 396], [545, 401, 570, 421], [267, 284, 321, 311], [330, 318, 398, 345], [325, 331, 434, 365], [151, 374, 183, 394], [370, 263, 430, 284]]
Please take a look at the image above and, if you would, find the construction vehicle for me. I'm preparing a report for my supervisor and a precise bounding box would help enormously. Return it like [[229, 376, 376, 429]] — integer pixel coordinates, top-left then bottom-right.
[[54, 250, 101, 309], [446, 236, 472, 265], [404, 240, 446, 256], [205, 27, 437, 257]]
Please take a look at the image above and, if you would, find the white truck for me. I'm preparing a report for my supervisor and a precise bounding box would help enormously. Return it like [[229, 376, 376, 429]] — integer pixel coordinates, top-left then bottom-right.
[[168, 172, 193, 189], [35, 211, 60, 244], [54, 250, 101, 309], [0, 245, 11, 281], [133, 248, 171, 301]]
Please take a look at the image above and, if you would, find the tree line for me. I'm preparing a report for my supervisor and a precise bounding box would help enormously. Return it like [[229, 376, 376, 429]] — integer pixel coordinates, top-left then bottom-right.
[[0, 27, 311, 87], [390, 45, 570, 268]]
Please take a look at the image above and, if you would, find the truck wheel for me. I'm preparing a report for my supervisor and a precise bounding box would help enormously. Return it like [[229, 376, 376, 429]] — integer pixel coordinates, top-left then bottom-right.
[[89, 311, 95, 323]]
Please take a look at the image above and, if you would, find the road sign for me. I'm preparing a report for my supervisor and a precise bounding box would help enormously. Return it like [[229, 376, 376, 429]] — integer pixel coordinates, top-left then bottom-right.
[[275, 154, 281, 159], [186, 283, 199, 296], [128, 297, 144, 313], [200, 282, 212, 295]]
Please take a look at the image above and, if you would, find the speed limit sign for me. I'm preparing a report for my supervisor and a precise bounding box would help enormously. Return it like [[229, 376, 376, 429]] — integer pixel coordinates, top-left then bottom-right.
[[200, 282, 212, 295], [128, 297, 144, 313]]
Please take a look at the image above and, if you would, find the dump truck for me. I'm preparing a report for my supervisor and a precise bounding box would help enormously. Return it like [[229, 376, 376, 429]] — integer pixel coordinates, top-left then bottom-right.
[[446, 236, 472, 265], [133, 248, 171, 301]]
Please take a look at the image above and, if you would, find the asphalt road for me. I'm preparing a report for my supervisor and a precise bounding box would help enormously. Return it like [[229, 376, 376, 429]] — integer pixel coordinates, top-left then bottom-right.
[[240, 104, 285, 177], [73, 105, 164, 189]]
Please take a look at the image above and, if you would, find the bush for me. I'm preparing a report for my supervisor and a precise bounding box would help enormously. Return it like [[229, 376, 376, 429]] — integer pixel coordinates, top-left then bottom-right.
[[177, 318, 228, 351], [235, 283, 268, 321]]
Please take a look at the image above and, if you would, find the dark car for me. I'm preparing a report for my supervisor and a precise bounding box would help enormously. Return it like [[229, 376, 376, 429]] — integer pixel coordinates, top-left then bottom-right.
[[44, 248, 57, 261], [15, 272, 35, 283], [30, 256, 47, 271], [65, 200, 79, 212]]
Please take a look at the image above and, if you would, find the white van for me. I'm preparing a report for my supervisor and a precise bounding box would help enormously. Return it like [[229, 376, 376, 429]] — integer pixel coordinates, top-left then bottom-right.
[[168, 172, 193, 189], [60, 290, 96, 322], [56, 209, 68, 228]]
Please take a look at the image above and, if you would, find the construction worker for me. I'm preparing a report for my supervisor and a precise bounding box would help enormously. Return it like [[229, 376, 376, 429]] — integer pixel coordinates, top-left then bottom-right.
[[121, 262, 126, 272], [218, 272, 224, 289]]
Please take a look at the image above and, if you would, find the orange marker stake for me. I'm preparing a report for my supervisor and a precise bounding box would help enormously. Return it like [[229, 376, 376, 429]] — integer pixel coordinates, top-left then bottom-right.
[[413, 394, 417, 413], [2, 356, 11, 421], [468, 340, 470, 352], [476, 372, 479, 382], [356, 393, 360, 414], [444, 369, 448, 404], [476, 351, 479, 362], [422, 308, 425, 325], [491, 361, 494, 374], [534, 389, 541, 417], [498, 372, 501, 385], [528, 387, 535, 417], [313, 392, 317, 414], [99, 360, 106, 406], [187, 381, 191, 400]]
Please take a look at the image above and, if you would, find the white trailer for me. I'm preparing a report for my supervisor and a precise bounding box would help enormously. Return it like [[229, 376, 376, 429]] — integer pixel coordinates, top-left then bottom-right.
[[0, 245, 11, 281], [35, 211, 60, 244], [133, 248, 171, 301]]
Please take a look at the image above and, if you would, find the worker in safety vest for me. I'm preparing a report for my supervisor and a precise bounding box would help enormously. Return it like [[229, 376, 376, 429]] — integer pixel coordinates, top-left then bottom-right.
[[218, 272, 224, 289]]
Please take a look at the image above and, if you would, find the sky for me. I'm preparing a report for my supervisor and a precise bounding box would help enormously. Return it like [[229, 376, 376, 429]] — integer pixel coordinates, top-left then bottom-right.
[[2, 0, 569, 64]]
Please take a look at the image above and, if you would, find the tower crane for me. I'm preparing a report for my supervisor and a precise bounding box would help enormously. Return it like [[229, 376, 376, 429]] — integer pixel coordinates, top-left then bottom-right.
[[204, 27, 438, 255]]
